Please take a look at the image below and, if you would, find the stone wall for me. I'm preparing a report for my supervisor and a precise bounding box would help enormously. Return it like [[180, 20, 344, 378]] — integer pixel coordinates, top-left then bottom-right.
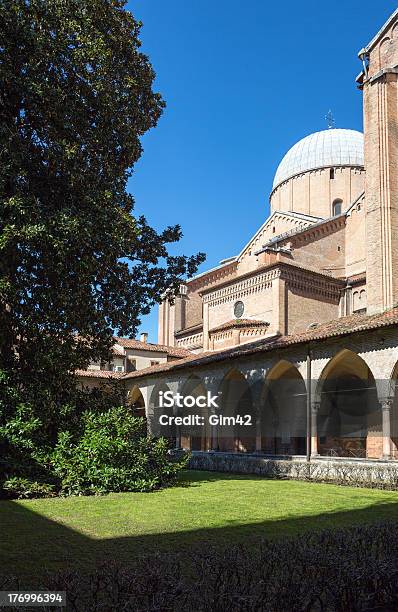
[[188, 451, 398, 488]]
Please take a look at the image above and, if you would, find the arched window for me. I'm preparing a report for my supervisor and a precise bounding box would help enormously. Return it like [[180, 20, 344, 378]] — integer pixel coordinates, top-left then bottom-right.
[[332, 198, 342, 216]]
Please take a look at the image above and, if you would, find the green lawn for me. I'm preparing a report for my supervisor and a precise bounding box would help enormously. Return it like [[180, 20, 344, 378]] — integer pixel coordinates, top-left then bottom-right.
[[1, 470, 398, 577]]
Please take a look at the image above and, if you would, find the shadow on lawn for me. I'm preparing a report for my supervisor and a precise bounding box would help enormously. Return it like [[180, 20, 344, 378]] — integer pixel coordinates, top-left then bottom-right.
[[1, 472, 398, 581]]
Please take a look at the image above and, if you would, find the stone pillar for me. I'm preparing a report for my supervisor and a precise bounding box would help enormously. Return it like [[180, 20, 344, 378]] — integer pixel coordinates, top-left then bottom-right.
[[255, 417, 262, 452], [206, 377, 222, 451], [381, 398, 393, 459], [311, 401, 320, 457], [210, 414, 218, 451]]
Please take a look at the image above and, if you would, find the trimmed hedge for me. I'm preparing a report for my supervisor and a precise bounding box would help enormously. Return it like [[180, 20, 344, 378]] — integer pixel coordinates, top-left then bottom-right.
[[2, 521, 398, 610]]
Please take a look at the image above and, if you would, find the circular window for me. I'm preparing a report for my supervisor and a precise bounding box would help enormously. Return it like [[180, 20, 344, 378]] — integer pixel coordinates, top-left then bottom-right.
[[234, 300, 244, 318]]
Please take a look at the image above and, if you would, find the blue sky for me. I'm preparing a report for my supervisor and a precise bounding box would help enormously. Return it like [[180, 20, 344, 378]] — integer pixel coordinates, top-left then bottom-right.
[[128, 0, 398, 342]]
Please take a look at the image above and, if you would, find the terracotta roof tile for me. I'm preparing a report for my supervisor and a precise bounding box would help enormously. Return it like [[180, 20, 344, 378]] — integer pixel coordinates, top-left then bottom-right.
[[210, 319, 270, 332], [347, 272, 366, 284], [76, 369, 123, 379], [113, 337, 192, 358], [112, 345, 125, 356]]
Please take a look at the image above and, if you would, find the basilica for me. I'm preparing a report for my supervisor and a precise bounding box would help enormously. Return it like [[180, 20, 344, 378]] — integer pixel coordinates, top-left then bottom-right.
[[99, 9, 398, 469]]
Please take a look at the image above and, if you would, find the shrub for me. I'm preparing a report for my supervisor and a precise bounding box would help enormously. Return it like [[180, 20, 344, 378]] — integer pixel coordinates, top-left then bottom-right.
[[51, 407, 189, 496], [2, 477, 56, 499]]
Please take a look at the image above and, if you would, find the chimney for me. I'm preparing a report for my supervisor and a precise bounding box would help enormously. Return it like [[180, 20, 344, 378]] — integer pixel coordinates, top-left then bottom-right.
[[140, 332, 148, 344]]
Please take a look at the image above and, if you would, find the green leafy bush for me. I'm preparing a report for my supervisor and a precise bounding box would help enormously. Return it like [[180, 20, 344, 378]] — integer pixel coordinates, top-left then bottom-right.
[[51, 407, 189, 496], [0, 371, 188, 498], [2, 477, 56, 499]]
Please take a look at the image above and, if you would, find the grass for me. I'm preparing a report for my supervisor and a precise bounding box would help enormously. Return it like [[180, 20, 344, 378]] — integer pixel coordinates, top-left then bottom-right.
[[1, 470, 398, 577]]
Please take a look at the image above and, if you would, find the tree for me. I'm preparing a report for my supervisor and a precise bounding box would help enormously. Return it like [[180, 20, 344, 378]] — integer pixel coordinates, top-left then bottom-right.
[[0, 0, 205, 408]]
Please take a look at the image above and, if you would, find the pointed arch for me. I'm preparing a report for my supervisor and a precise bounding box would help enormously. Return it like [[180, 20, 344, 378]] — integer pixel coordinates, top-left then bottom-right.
[[389, 361, 398, 458], [216, 368, 256, 453], [149, 381, 176, 446], [127, 385, 146, 418], [260, 360, 306, 455], [179, 375, 210, 451], [315, 349, 379, 458]]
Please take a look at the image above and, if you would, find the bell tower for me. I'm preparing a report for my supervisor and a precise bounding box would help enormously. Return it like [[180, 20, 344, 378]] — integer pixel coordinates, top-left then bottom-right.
[[359, 9, 398, 314]]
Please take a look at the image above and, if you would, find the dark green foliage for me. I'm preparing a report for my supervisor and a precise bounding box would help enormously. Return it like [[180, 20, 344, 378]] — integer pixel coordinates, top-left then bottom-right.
[[1, 522, 397, 610], [1, 404, 188, 498], [52, 407, 189, 496], [2, 477, 56, 499], [0, 1, 204, 491]]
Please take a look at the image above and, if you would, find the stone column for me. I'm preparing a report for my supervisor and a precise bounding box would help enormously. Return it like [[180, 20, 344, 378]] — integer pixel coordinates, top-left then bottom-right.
[[381, 398, 393, 459], [206, 377, 221, 451], [255, 417, 262, 452], [311, 401, 320, 457], [207, 407, 216, 451]]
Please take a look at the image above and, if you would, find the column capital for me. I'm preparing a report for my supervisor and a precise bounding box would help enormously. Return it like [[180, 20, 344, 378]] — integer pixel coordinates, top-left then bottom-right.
[[311, 400, 321, 413], [380, 397, 394, 411]]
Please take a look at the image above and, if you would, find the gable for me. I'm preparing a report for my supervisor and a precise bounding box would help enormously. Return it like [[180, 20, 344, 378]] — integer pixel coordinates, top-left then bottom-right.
[[237, 210, 320, 273]]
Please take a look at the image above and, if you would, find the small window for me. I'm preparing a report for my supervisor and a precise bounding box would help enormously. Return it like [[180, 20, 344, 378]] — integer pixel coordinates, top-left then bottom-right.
[[332, 198, 342, 216], [272, 226, 276, 233], [330, 168, 335, 180], [150, 360, 160, 367], [233, 300, 245, 318], [114, 365, 124, 372]]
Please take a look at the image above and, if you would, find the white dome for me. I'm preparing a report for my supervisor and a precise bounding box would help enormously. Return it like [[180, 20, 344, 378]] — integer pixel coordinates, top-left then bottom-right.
[[272, 129, 364, 189]]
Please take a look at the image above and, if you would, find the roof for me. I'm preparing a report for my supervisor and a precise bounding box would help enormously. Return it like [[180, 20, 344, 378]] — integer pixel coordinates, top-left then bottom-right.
[[188, 258, 237, 282], [76, 369, 123, 379], [272, 129, 364, 190], [236, 210, 322, 261], [123, 307, 398, 380], [112, 345, 125, 357], [113, 337, 192, 358], [258, 208, 347, 253], [210, 319, 269, 333]]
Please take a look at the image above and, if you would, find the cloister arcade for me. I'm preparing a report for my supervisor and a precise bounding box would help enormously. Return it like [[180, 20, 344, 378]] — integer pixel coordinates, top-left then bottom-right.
[[127, 333, 398, 461]]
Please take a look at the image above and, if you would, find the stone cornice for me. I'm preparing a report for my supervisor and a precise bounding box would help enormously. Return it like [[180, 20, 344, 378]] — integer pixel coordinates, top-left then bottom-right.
[[187, 260, 237, 293], [369, 65, 398, 84], [174, 323, 203, 338], [201, 262, 345, 306]]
